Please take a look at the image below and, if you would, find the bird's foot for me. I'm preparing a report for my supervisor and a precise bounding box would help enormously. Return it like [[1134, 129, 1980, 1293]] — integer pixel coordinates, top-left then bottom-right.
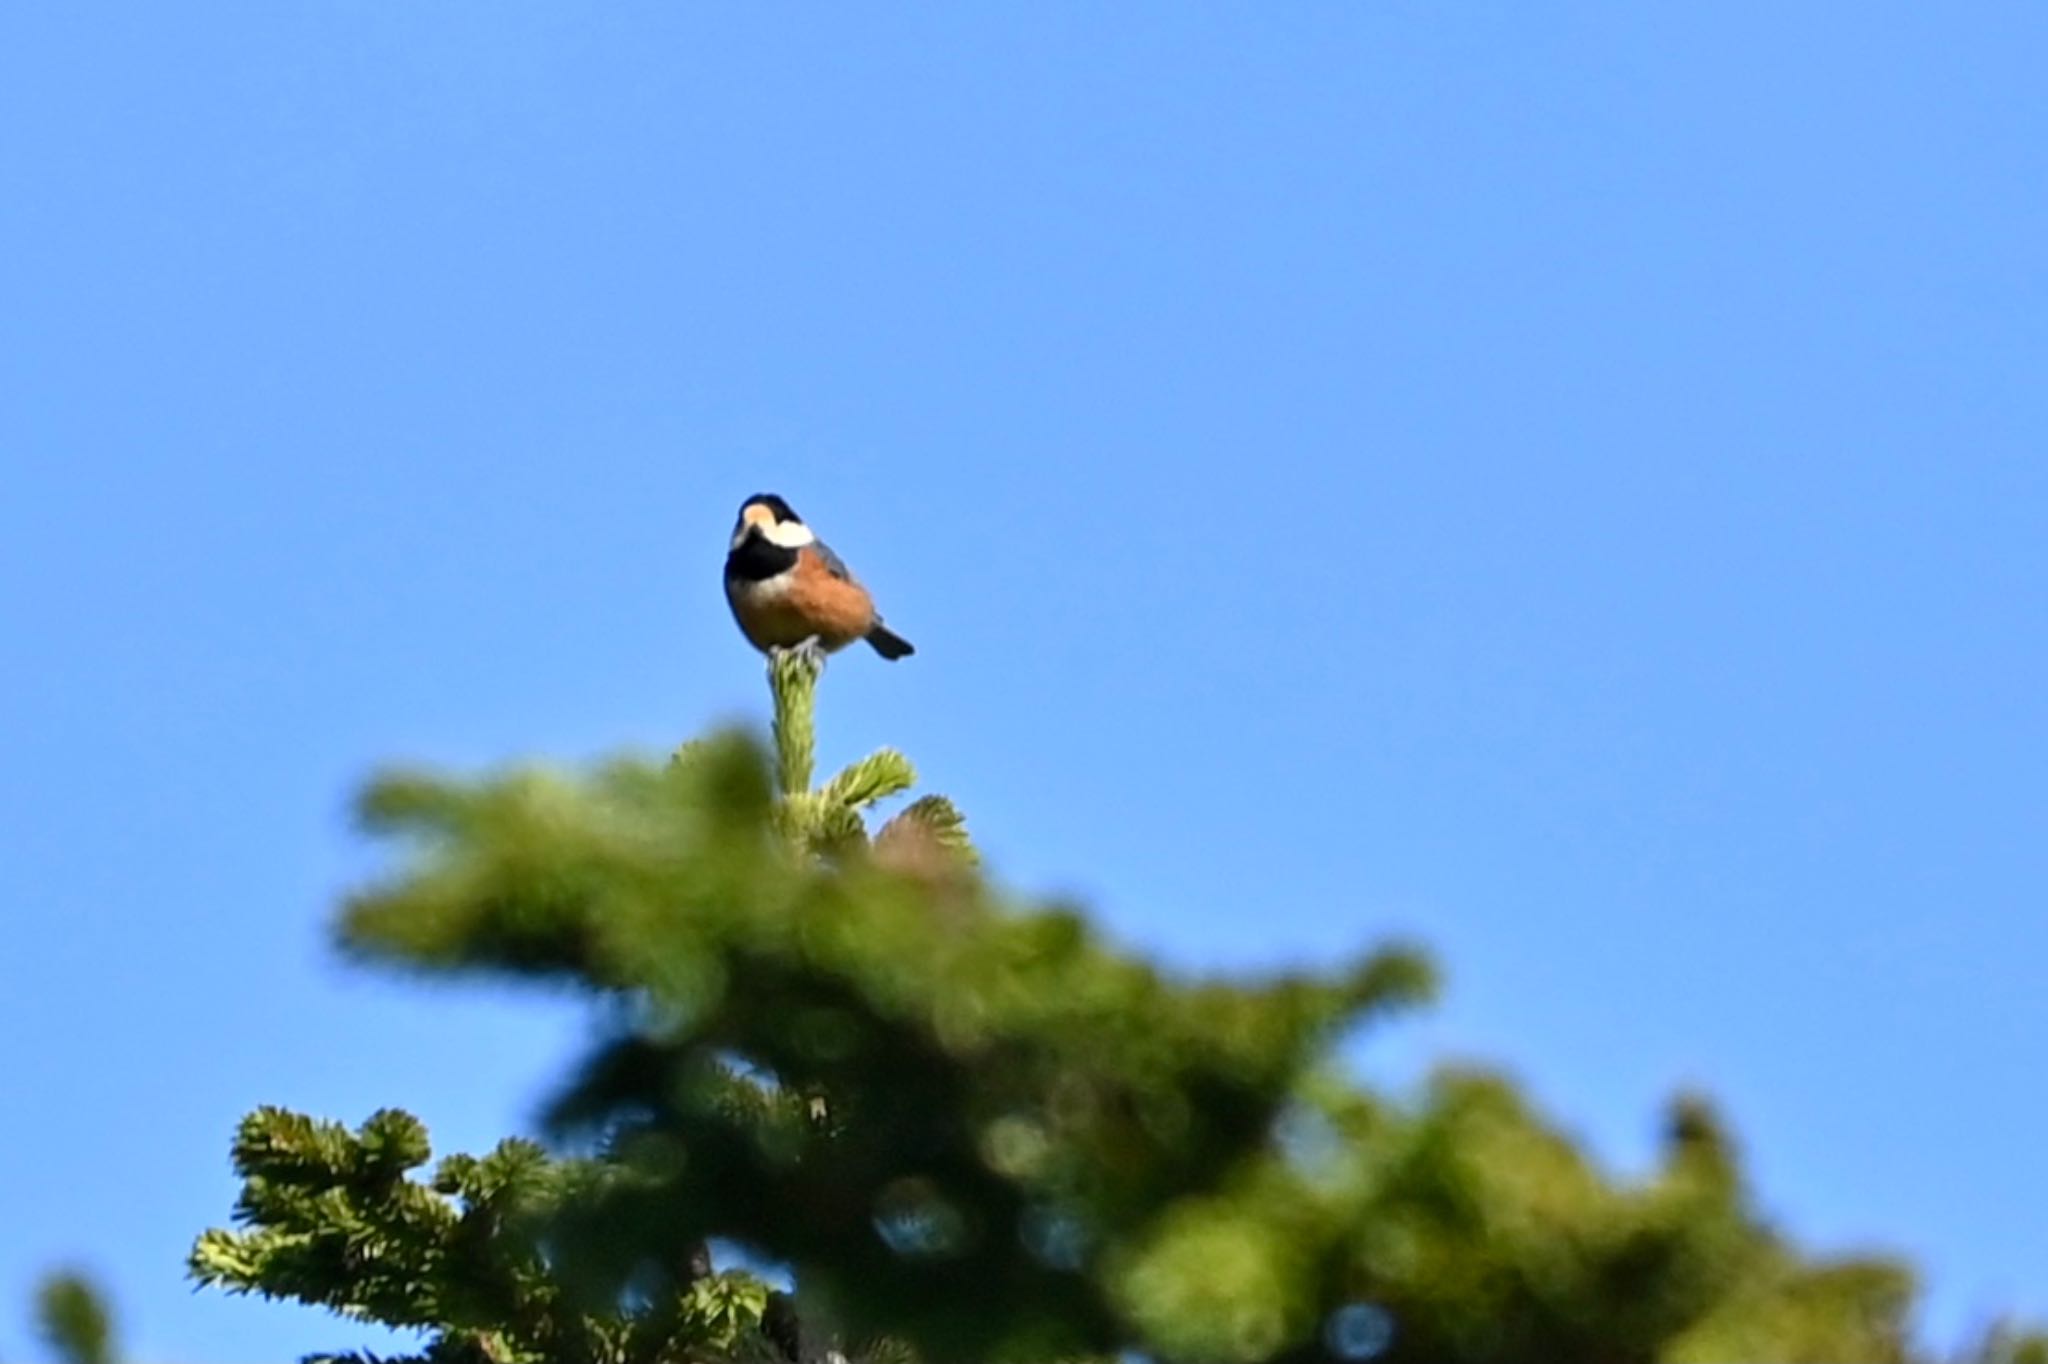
[[769, 637, 829, 676]]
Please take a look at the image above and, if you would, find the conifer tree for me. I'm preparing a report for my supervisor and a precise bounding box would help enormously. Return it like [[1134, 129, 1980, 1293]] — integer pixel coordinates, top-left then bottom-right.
[[177, 650, 2041, 1364]]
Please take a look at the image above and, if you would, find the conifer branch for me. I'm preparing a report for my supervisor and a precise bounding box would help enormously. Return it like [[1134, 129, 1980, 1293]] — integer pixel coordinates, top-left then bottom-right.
[[821, 748, 917, 813], [769, 648, 821, 798], [876, 795, 976, 865], [190, 1107, 780, 1364]]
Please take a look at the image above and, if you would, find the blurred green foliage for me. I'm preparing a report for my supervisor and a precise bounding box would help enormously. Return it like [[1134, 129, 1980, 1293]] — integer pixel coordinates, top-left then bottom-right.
[[32, 1274, 115, 1364], [172, 650, 2040, 1364]]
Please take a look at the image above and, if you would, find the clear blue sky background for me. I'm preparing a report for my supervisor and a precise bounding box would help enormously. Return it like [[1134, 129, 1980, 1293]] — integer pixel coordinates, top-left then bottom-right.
[[2, 5, 2042, 1360]]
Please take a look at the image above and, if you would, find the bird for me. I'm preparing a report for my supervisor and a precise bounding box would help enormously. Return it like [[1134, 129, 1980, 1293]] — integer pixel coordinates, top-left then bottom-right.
[[723, 493, 915, 662]]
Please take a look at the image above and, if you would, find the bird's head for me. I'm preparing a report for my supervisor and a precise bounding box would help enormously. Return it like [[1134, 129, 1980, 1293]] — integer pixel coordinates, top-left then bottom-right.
[[732, 493, 815, 550]]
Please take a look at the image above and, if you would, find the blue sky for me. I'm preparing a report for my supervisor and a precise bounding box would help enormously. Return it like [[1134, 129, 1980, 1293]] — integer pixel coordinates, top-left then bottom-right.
[[2, 4, 2042, 1359]]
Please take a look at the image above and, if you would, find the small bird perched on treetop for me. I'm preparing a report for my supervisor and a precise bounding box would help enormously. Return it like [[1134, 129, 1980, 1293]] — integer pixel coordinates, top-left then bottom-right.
[[724, 493, 915, 662]]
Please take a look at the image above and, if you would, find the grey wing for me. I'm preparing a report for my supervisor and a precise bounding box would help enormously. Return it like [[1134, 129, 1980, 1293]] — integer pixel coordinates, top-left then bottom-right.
[[812, 538, 857, 583]]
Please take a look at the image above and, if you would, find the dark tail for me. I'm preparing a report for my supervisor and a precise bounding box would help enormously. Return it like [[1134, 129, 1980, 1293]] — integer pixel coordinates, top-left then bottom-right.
[[866, 622, 915, 660]]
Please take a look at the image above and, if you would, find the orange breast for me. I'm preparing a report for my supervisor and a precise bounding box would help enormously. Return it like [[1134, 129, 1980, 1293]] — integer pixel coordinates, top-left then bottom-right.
[[786, 554, 877, 644], [732, 553, 876, 651]]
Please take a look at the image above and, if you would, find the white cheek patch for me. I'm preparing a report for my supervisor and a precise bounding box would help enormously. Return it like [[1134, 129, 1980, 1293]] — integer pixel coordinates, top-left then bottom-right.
[[759, 519, 815, 549]]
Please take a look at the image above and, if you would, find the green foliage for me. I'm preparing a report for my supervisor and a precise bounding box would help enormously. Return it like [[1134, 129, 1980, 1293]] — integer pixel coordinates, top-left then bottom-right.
[[768, 648, 820, 800], [1963, 1326, 2048, 1364], [336, 724, 1428, 1360], [33, 1273, 115, 1364], [190, 1107, 773, 1364], [183, 644, 2046, 1364]]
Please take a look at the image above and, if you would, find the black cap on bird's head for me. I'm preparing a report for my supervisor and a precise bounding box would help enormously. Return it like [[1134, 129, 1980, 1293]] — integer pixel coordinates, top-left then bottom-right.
[[738, 493, 800, 526]]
